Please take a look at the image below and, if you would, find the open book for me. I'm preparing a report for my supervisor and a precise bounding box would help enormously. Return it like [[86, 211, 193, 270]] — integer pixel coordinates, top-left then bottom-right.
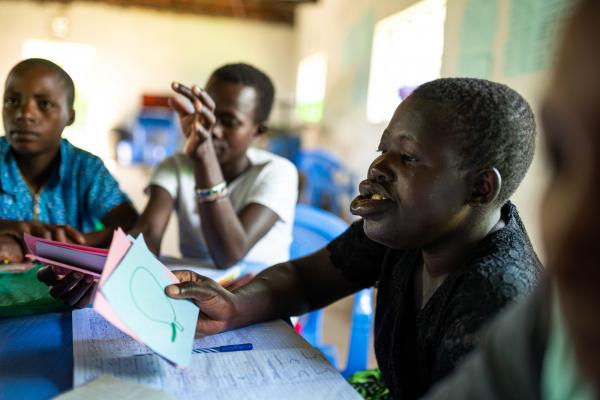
[[25, 233, 245, 286]]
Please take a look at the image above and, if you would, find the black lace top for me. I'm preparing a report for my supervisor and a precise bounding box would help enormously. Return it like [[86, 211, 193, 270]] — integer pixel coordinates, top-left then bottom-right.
[[327, 202, 542, 399]]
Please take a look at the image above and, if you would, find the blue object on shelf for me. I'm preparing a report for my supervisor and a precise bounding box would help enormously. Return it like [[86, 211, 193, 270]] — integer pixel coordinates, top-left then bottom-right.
[[294, 149, 356, 216], [131, 109, 181, 166], [291, 204, 373, 374]]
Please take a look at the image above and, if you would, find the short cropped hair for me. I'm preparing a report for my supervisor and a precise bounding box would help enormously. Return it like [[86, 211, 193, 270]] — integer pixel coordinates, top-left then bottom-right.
[[209, 63, 275, 124], [9, 58, 75, 108], [411, 78, 536, 205]]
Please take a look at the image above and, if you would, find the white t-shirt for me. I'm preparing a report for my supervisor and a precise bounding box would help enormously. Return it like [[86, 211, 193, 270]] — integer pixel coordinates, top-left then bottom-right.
[[149, 147, 298, 266]]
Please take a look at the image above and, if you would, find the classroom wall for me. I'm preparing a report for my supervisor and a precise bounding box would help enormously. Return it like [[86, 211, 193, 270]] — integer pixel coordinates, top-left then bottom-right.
[[294, 0, 564, 258], [0, 1, 295, 160]]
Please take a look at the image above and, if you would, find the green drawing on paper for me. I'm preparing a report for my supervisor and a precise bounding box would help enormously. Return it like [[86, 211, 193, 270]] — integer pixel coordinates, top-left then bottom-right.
[[130, 266, 183, 342]]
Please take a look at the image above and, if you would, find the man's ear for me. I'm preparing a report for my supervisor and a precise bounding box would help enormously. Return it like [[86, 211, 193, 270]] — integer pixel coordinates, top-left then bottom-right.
[[66, 109, 75, 127], [468, 167, 502, 206]]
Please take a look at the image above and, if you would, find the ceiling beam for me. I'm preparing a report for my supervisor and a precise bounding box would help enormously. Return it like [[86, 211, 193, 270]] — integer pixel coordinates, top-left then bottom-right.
[[26, 0, 317, 25]]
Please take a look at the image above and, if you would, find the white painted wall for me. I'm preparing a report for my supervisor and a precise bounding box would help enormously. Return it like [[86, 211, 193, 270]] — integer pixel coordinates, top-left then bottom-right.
[[0, 1, 295, 159]]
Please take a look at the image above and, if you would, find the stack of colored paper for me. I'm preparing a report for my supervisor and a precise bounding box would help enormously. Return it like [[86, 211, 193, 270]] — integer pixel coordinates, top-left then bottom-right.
[[25, 230, 199, 367]]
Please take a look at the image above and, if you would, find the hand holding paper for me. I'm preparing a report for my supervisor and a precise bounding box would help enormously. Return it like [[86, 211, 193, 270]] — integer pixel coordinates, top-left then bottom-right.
[[29, 230, 199, 367], [99, 235, 199, 367]]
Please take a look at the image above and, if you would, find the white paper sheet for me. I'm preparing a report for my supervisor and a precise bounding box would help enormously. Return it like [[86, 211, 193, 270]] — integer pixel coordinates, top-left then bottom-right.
[[72, 309, 361, 399]]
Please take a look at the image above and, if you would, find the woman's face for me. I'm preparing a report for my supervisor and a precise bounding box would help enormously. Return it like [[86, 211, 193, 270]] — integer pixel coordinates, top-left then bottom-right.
[[350, 96, 472, 249]]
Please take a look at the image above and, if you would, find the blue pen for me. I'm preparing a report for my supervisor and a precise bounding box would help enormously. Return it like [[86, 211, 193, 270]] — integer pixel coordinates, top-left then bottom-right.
[[192, 343, 253, 354]]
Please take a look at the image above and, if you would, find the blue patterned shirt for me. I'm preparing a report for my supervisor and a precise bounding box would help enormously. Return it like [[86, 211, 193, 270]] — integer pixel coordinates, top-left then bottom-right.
[[0, 137, 130, 233]]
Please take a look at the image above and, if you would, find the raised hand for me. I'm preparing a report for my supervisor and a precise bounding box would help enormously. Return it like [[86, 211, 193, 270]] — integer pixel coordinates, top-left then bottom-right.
[[169, 82, 217, 159]]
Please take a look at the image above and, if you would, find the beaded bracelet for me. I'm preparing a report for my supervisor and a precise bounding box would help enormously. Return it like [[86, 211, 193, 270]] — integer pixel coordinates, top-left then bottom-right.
[[195, 181, 228, 203]]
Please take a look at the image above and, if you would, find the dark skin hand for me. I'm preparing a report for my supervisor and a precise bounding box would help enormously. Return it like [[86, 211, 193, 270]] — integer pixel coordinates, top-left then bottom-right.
[[166, 249, 362, 335], [35, 201, 138, 305], [0, 220, 86, 245], [0, 232, 27, 263], [165, 95, 506, 336], [37, 265, 95, 307], [131, 80, 278, 268], [41, 77, 278, 308]]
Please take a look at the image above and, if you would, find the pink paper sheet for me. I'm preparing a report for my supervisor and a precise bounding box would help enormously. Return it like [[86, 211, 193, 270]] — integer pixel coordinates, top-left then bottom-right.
[[93, 228, 139, 339], [91, 230, 179, 342]]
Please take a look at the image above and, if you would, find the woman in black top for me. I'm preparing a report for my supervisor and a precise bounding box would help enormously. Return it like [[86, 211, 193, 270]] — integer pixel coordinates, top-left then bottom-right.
[[328, 201, 540, 398], [44, 77, 543, 399]]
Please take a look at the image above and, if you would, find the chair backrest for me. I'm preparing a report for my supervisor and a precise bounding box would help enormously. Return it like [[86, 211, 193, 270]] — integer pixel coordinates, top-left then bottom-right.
[[294, 149, 356, 216], [290, 204, 373, 376], [290, 204, 349, 259]]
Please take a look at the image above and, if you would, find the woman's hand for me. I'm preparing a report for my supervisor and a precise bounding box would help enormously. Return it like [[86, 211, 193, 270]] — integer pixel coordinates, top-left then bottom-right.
[[0, 220, 85, 244], [169, 82, 217, 160], [0, 232, 25, 263], [165, 270, 241, 335], [37, 266, 96, 308]]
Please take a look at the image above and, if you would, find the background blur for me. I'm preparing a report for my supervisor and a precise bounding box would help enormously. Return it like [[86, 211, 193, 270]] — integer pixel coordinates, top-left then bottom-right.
[[0, 0, 575, 367]]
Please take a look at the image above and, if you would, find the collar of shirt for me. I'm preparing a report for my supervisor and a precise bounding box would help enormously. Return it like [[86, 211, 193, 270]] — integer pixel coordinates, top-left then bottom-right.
[[0, 137, 71, 195]]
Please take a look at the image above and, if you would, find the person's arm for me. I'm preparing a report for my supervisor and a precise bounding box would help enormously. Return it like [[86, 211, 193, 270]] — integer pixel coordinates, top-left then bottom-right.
[[166, 246, 364, 335], [170, 83, 282, 268], [127, 185, 175, 255], [83, 201, 138, 248], [166, 220, 386, 334], [81, 155, 139, 247]]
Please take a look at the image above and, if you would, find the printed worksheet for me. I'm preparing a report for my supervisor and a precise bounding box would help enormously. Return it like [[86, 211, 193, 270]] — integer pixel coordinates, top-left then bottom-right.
[[72, 309, 361, 399]]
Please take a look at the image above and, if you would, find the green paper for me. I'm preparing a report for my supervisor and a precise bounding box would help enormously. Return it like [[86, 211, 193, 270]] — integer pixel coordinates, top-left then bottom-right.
[[0, 266, 68, 318]]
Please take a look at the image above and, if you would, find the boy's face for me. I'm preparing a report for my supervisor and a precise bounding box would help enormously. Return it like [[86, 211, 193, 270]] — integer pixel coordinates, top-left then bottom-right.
[[351, 96, 471, 249], [3, 64, 74, 157], [205, 78, 260, 166]]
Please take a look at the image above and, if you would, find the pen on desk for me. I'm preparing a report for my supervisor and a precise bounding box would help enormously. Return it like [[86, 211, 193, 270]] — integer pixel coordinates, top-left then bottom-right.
[[193, 343, 253, 354]]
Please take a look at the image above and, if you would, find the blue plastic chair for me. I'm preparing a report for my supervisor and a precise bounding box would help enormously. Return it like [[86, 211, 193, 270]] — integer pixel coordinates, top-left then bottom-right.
[[291, 204, 373, 377], [294, 149, 356, 216]]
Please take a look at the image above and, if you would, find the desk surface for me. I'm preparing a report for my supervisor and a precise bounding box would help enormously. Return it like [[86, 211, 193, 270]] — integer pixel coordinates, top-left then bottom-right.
[[0, 310, 361, 400]]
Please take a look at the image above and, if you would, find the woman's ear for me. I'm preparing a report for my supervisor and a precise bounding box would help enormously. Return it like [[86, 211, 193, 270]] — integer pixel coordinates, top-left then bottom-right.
[[468, 167, 502, 206], [67, 109, 76, 127], [255, 124, 268, 137]]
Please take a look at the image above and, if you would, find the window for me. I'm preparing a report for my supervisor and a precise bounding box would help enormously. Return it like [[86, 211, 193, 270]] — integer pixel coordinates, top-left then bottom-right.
[[366, 0, 447, 123], [295, 53, 327, 124]]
